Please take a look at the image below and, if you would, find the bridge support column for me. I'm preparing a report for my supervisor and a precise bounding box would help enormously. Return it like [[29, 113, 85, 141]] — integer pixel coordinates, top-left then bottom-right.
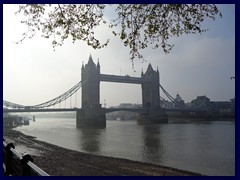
[[76, 107, 106, 128], [138, 108, 168, 124]]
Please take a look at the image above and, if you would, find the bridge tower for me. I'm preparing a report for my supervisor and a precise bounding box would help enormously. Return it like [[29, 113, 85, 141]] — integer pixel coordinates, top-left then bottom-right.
[[140, 64, 167, 123], [77, 55, 106, 127], [141, 64, 160, 109], [81, 55, 101, 109]]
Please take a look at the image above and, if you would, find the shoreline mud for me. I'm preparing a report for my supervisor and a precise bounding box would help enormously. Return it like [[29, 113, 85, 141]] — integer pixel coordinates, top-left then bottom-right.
[[3, 128, 204, 176]]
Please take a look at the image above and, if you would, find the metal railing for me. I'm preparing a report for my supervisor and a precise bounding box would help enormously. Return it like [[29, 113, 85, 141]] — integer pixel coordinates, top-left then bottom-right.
[[3, 139, 49, 176]]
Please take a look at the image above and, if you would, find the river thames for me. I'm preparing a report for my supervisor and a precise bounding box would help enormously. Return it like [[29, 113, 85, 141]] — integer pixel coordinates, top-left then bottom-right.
[[15, 118, 235, 176]]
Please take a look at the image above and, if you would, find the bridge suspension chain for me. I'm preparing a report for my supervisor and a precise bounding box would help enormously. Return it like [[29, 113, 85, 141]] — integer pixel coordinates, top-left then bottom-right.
[[159, 84, 187, 110], [160, 96, 176, 109], [159, 84, 217, 112], [3, 100, 26, 109], [3, 80, 86, 109]]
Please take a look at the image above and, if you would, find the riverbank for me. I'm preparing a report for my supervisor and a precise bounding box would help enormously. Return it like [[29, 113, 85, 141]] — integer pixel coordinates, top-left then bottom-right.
[[3, 127, 204, 176]]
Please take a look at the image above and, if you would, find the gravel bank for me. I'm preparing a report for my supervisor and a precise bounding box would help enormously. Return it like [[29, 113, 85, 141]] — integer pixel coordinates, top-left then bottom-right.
[[3, 128, 203, 176]]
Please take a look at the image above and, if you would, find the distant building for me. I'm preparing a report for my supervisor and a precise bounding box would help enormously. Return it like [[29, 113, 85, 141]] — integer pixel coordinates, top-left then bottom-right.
[[106, 103, 141, 120], [191, 95, 210, 107], [211, 98, 235, 115], [190, 95, 234, 116], [190, 95, 216, 112], [174, 94, 185, 108], [119, 103, 134, 108], [230, 98, 235, 113]]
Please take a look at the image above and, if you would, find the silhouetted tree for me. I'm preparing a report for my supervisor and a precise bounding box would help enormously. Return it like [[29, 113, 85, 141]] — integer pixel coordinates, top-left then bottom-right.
[[15, 4, 221, 62]]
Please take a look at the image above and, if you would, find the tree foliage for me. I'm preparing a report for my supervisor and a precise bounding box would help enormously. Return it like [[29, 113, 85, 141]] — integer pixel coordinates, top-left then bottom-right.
[[15, 4, 222, 61]]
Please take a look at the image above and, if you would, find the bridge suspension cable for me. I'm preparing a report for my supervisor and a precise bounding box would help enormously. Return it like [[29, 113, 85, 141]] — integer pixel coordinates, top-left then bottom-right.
[[159, 84, 218, 112], [3, 80, 86, 109], [3, 100, 26, 109], [160, 96, 176, 109], [159, 84, 187, 110]]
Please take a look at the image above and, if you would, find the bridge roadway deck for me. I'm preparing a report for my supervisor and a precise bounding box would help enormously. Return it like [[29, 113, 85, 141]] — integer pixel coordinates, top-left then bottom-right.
[[3, 108, 147, 113], [3, 107, 204, 113], [165, 108, 205, 113], [3, 108, 79, 113], [104, 108, 148, 113]]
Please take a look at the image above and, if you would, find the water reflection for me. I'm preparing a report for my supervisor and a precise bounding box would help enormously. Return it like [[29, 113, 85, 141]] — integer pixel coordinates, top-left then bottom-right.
[[77, 127, 104, 154], [140, 125, 165, 163]]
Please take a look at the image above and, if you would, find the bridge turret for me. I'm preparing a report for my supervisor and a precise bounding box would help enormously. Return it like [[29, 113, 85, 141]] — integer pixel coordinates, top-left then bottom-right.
[[141, 63, 160, 109], [81, 55, 101, 109]]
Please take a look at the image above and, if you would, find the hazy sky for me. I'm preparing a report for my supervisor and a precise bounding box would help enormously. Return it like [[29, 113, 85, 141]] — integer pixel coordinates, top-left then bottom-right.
[[3, 4, 235, 107]]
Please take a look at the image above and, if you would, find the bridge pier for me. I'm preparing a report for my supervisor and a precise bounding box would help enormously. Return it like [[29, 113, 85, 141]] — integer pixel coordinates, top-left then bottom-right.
[[138, 108, 168, 124], [76, 106, 106, 128]]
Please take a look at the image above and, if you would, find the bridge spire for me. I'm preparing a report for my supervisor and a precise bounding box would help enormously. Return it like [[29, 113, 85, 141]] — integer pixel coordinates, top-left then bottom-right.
[[146, 63, 154, 73], [81, 61, 84, 70], [97, 58, 100, 69], [88, 54, 93, 63], [87, 54, 96, 68]]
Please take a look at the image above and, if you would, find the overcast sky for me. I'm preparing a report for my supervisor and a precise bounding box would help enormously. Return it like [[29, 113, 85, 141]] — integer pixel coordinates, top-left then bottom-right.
[[3, 4, 235, 108]]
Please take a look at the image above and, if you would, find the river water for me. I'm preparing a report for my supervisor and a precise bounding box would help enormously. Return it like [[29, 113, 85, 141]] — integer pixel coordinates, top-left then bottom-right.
[[15, 118, 235, 176]]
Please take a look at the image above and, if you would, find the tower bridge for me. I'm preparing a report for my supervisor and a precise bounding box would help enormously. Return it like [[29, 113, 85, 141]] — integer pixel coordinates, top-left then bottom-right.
[[79, 55, 166, 127], [4, 55, 207, 127]]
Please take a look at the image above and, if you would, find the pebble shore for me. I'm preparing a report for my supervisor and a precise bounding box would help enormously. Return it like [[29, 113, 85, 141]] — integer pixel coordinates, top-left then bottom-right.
[[3, 128, 203, 176]]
